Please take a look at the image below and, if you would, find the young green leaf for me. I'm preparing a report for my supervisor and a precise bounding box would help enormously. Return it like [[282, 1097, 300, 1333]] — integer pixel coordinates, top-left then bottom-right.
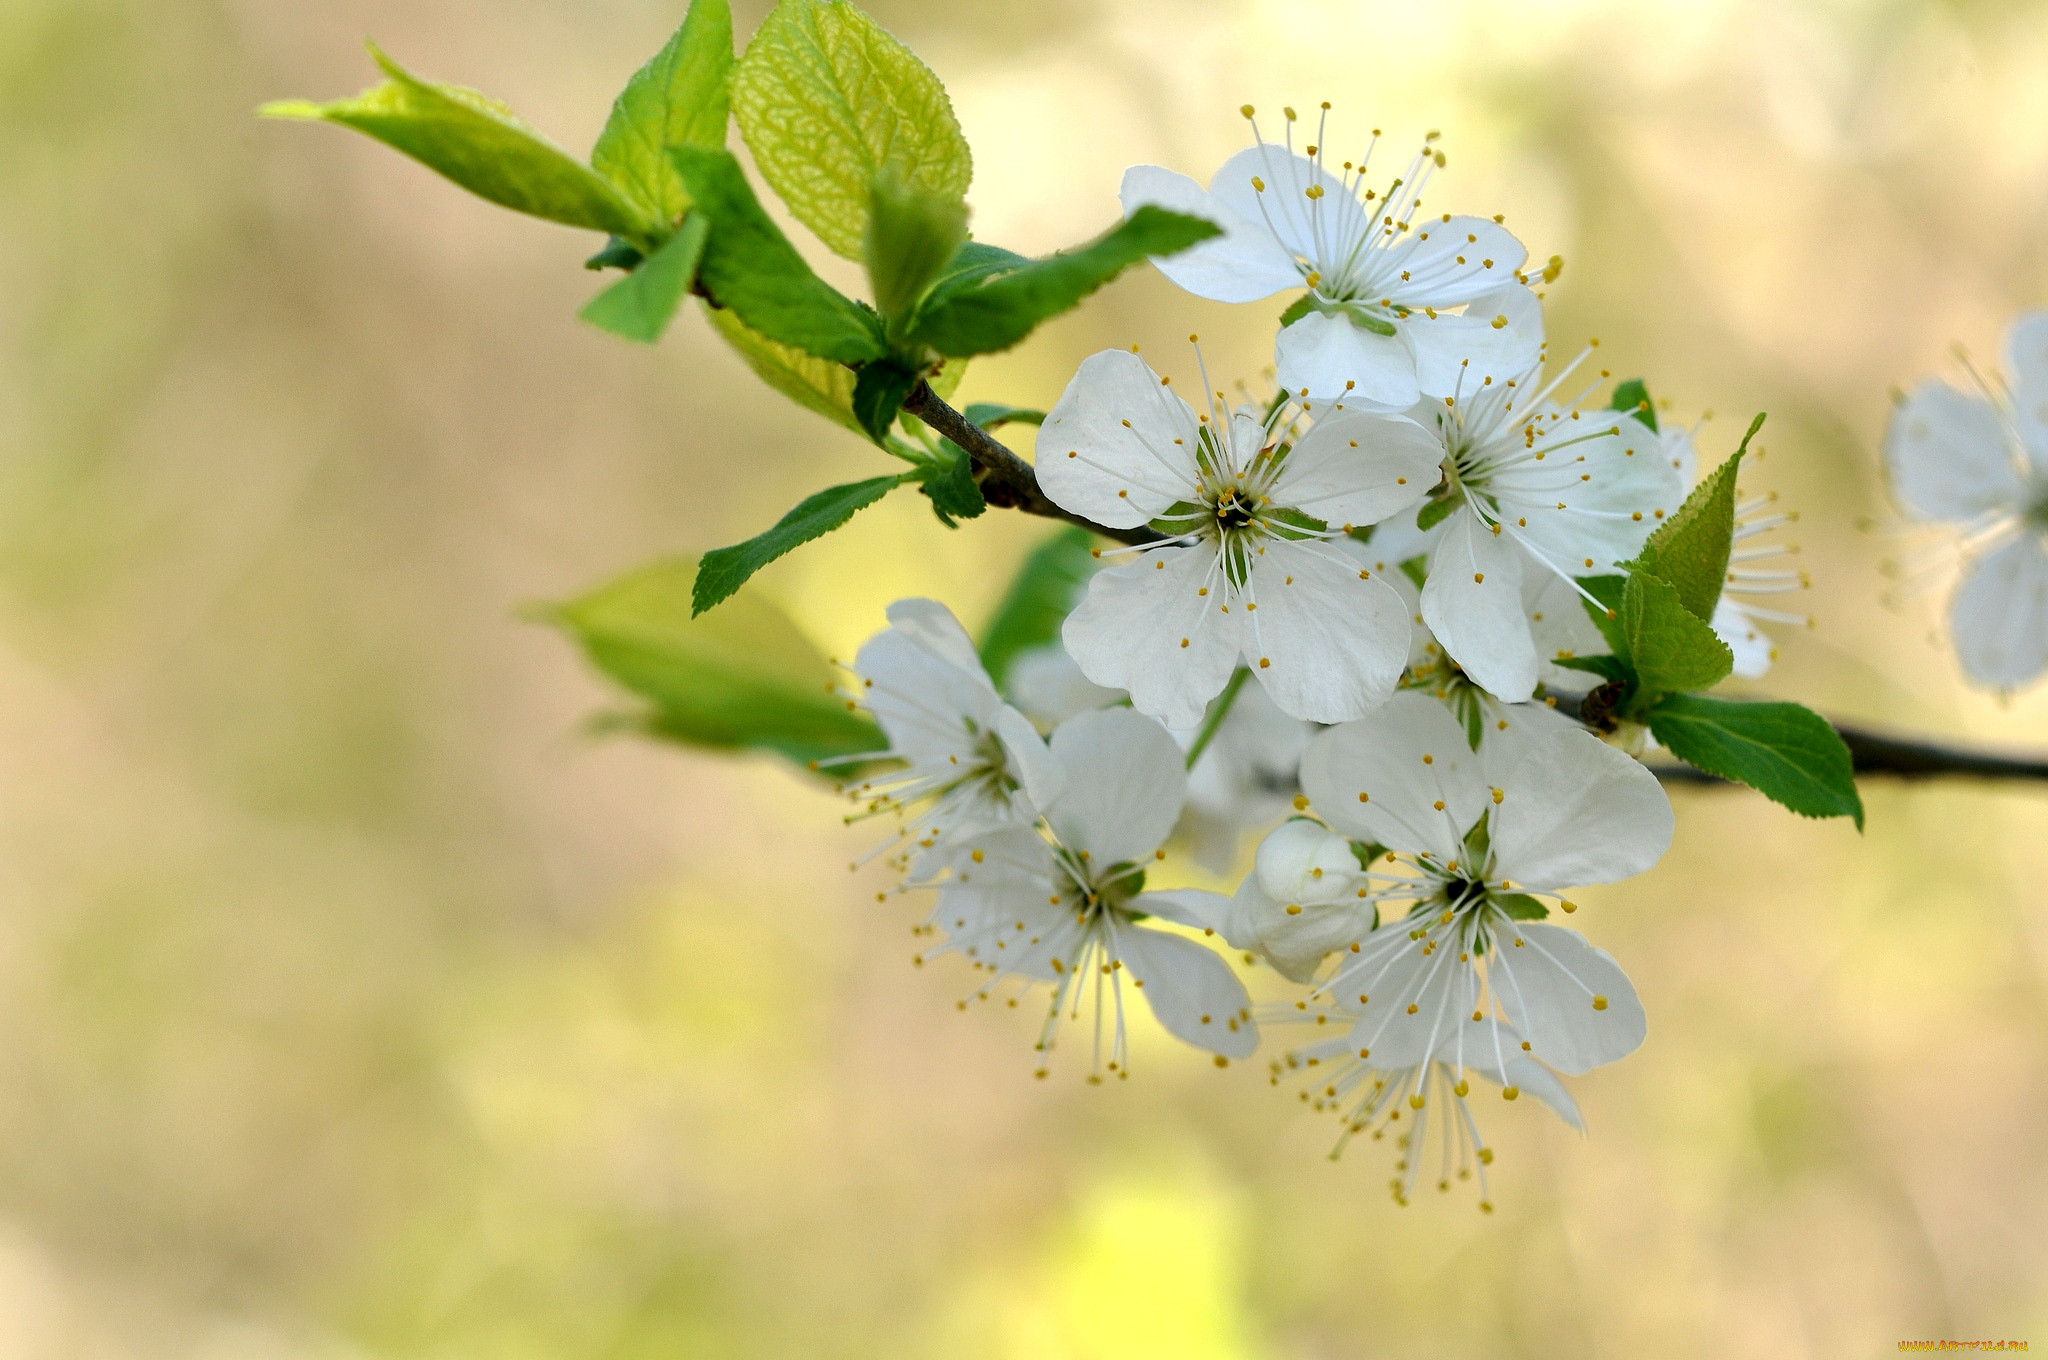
[[703, 302, 863, 433], [262, 44, 654, 241], [693, 475, 905, 615], [1627, 412, 1765, 621], [543, 556, 883, 766], [851, 360, 921, 442], [977, 525, 1099, 687], [1647, 693, 1864, 828], [730, 0, 972, 261], [1609, 377, 1656, 431], [671, 145, 886, 364], [578, 212, 707, 342], [1578, 573, 1627, 655], [1398, 555, 1429, 592], [591, 0, 735, 228], [1278, 294, 1318, 328], [918, 445, 986, 527], [1551, 653, 1630, 685], [959, 403, 1044, 430], [1492, 893, 1550, 921], [1623, 571, 1734, 697], [903, 207, 1222, 357], [918, 241, 1030, 313], [1415, 494, 1458, 534], [864, 168, 970, 327]]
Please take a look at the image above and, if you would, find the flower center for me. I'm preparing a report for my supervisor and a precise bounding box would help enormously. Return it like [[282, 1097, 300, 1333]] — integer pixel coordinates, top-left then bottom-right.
[[1215, 486, 1258, 531]]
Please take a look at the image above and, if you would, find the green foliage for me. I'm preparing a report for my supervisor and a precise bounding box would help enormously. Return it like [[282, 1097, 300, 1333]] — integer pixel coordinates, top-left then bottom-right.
[[917, 444, 985, 526], [703, 303, 863, 433], [977, 526, 1099, 688], [1278, 295, 1317, 328], [1578, 573, 1627, 654], [1398, 555, 1429, 591], [1627, 413, 1765, 621], [902, 207, 1222, 357], [1551, 653, 1629, 684], [1623, 572, 1733, 697], [672, 146, 886, 364], [1609, 377, 1656, 431], [262, 44, 654, 242], [693, 476, 905, 616], [591, 0, 735, 229], [1415, 495, 1458, 534], [1492, 892, 1550, 921], [865, 169, 970, 329], [730, 0, 973, 261], [543, 557, 885, 766], [959, 403, 1044, 430], [1648, 694, 1864, 827], [919, 241, 1031, 314], [579, 213, 707, 342], [851, 360, 920, 442]]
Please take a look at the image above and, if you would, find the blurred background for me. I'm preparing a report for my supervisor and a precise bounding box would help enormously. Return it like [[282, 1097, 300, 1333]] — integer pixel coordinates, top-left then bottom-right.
[[2, 0, 2047, 1354]]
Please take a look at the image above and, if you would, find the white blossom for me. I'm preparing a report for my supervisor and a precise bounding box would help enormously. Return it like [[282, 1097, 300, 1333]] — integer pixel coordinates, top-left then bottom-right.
[[1122, 109, 1544, 407], [917, 708, 1255, 1077], [1334, 356, 1685, 701], [1037, 348, 1442, 726], [845, 600, 1062, 872]]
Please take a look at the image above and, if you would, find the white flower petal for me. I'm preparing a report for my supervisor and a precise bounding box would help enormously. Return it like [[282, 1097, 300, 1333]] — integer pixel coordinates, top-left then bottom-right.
[[855, 604, 1001, 765], [1112, 923, 1258, 1058], [1951, 532, 2048, 690], [2003, 310, 2048, 469], [1337, 936, 1468, 1069], [1040, 349, 1202, 529], [1375, 216, 1530, 308], [1527, 569, 1610, 691], [1430, 1019, 1584, 1131], [994, 704, 1065, 813], [1003, 643, 1122, 729], [1401, 284, 1544, 397], [1422, 508, 1538, 702], [1276, 310, 1419, 408], [1299, 691, 1488, 861], [1225, 821, 1376, 981], [1275, 408, 1440, 528], [1046, 707, 1187, 865], [1245, 539, 1408, 721], [882, 597, 985, 675], [1495, 415, 1681, 577], [1884, 381, 2023, 522], [1490, 921, 1645, 1075], [1064, 543, 1240, 729], [1120, 164, 1301, 302], [1487, 727, 1673, 888], [1206, 146, 1368, 274], [1712, 598, 1776, 679], [1134, 888, 1233, 933]]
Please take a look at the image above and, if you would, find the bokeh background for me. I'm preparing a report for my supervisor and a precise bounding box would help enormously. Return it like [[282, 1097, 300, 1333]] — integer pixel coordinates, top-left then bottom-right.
[[3, 0, 2048, 1354]]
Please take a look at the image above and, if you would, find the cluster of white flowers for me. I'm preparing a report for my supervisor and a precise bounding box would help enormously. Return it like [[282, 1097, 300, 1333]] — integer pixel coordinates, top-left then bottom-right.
[[838, 113, 1714, 1207]]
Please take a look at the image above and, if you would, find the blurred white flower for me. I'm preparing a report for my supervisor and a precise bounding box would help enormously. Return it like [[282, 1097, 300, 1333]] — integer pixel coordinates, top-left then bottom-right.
[[845, 600, 1062, 874], [1882, 313, 2048, 690], [1175, 677, 1314, 873], [1349, 354, 1685, 701], [1121, 109, 1543, 407], [1038, 348, 1441, 726], [918, 708, 1255, 1077], [1258, 693, 1670, 1092], [1003, 641, 1123, 730]]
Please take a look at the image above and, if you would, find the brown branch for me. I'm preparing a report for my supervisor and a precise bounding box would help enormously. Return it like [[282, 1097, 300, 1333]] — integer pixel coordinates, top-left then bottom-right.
[[900, 382, 1160, 547]]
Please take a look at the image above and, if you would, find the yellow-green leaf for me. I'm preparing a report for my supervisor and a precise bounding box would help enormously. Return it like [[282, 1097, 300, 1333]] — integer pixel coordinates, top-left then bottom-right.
[[591, 0, 734, 228], [262, 43, 653, 241], [730, 0, 972, 260], [703, 301, 965, 434]]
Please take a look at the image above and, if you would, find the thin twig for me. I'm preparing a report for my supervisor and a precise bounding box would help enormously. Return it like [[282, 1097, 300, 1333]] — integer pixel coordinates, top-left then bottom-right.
[[900, 382, 1160, 547]]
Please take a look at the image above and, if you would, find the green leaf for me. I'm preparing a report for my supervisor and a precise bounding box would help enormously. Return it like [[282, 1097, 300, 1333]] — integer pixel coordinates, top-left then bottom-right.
[[703, 302, 861, 433], [903, 207, 1222, 357], [919, 241, 1030, 314], [1415, 495, 1458, 534], [1623, 572, 1733, 698], [1578, 573, 1627, 655], [1627, 412, 1765, 621], [1492, 893, 1550, 921], [1398, 554, 1429, 592], [1609, 377, 1656, 431], [672, 145, 886, 363], [730, 0, 973, 261], [977, 525, 1099, 688], [693, 475, 904, 616], [852, 360, 920, 442], [591, 0, 735, 228], [543, 556, 883, 767], [960, 403, 1044, 430], [586, 238, 645, 271], [1647, 693, 1864, 828], [262, 43, 654, 241], [865, 167, 970, 327], [578, 212, 707, 342], [1278, 294, 1317, 328], [1550, 653, 1630, 685], [919, 445, 986, 527]]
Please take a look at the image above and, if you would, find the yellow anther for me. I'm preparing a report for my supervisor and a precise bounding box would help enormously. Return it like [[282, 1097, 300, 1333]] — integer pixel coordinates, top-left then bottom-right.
[[1491, 788, 1504, 805], [1502, 1086, 1519, 1101], [1240, 103, 1255, 118], [1592, 995, 1609, 1011], [1292, 794, 1310, 811]]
